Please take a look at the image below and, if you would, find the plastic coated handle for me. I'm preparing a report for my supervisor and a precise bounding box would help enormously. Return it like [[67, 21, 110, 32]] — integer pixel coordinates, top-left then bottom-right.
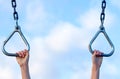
[[88, 28, 115, 57], [2, 26, 30, 57]]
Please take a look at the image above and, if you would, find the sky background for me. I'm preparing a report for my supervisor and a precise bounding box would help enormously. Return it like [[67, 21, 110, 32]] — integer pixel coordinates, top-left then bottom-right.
[[0, 0, 120, 79]]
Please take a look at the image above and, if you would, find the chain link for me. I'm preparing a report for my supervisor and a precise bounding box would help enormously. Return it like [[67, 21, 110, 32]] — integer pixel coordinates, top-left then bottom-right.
[[100, 0, 106, 29], [11, 0, 19, 27]]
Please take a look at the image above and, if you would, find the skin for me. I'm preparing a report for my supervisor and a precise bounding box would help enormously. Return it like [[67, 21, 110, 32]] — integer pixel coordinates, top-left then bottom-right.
[[16, 49, 31, 79], [91, 50, 103, 79]]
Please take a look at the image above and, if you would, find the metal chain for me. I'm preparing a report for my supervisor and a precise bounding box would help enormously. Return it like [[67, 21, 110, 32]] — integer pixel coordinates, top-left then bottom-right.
[[100, 0, 106, 30], [11, 0, 19, 29]]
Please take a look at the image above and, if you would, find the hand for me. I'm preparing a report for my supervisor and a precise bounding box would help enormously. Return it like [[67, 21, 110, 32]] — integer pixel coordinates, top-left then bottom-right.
[[91, 50, 103, 79], [92, 50, 103, 69], [16, 49, 29, 67]]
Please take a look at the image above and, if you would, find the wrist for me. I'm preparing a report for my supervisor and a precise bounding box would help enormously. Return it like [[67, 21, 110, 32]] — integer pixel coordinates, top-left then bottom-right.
[[92, 65, 100, 72], [20, 63, 28, 69], [20, 63, 29, 74]]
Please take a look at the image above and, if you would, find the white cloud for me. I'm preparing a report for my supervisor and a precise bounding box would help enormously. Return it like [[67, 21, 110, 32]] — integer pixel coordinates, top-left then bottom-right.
[[45, 22, 81, 53], [70, 61, 91, 79], [71, 70, 90, 79], [29, 37, 58, 79], [27, 22, 84, 79], [24, 1, 48, 31], [0, 67, 14, 79], [78, 8, 100, 29], [102, 60, 119, 75]]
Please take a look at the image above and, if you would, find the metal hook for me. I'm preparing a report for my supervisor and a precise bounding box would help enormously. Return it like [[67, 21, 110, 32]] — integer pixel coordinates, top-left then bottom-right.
[[2, 26, 30, 57], [88, 27, 115, 57]]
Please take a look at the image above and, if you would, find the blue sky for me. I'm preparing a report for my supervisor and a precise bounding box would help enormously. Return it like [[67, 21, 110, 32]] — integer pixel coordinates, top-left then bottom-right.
[[0, 0, 120, 79]]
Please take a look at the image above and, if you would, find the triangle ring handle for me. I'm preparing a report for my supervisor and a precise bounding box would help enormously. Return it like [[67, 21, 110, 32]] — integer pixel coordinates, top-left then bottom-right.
[[88, 28, 115, 57], [2, 26, 30, 57]]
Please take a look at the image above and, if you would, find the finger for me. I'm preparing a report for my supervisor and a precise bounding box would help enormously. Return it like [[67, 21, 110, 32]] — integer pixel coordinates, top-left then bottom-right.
[[22, 49, 28, 58], [21, 51, 25, 57], [16, 52, 22, 57], [95, 50, 101, 56], [96, 50, 104, 57], [16, 52, 20, 57], [23, 50, 27, 57], [96, 50, 99, 55], [93, 50, 97, 55], [97, 50, 104, 56], [20, 51, 23, 57]]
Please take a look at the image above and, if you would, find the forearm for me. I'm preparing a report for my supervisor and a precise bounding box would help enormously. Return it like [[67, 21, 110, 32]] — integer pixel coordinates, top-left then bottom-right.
[[91, 65, 100, 79], [20, 64, 31, 79]]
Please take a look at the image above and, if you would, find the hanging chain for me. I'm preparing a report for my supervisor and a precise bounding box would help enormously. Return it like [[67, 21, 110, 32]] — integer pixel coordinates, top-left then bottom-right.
[[100, 0, 106, 30], [11, 0, 19, 29]]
